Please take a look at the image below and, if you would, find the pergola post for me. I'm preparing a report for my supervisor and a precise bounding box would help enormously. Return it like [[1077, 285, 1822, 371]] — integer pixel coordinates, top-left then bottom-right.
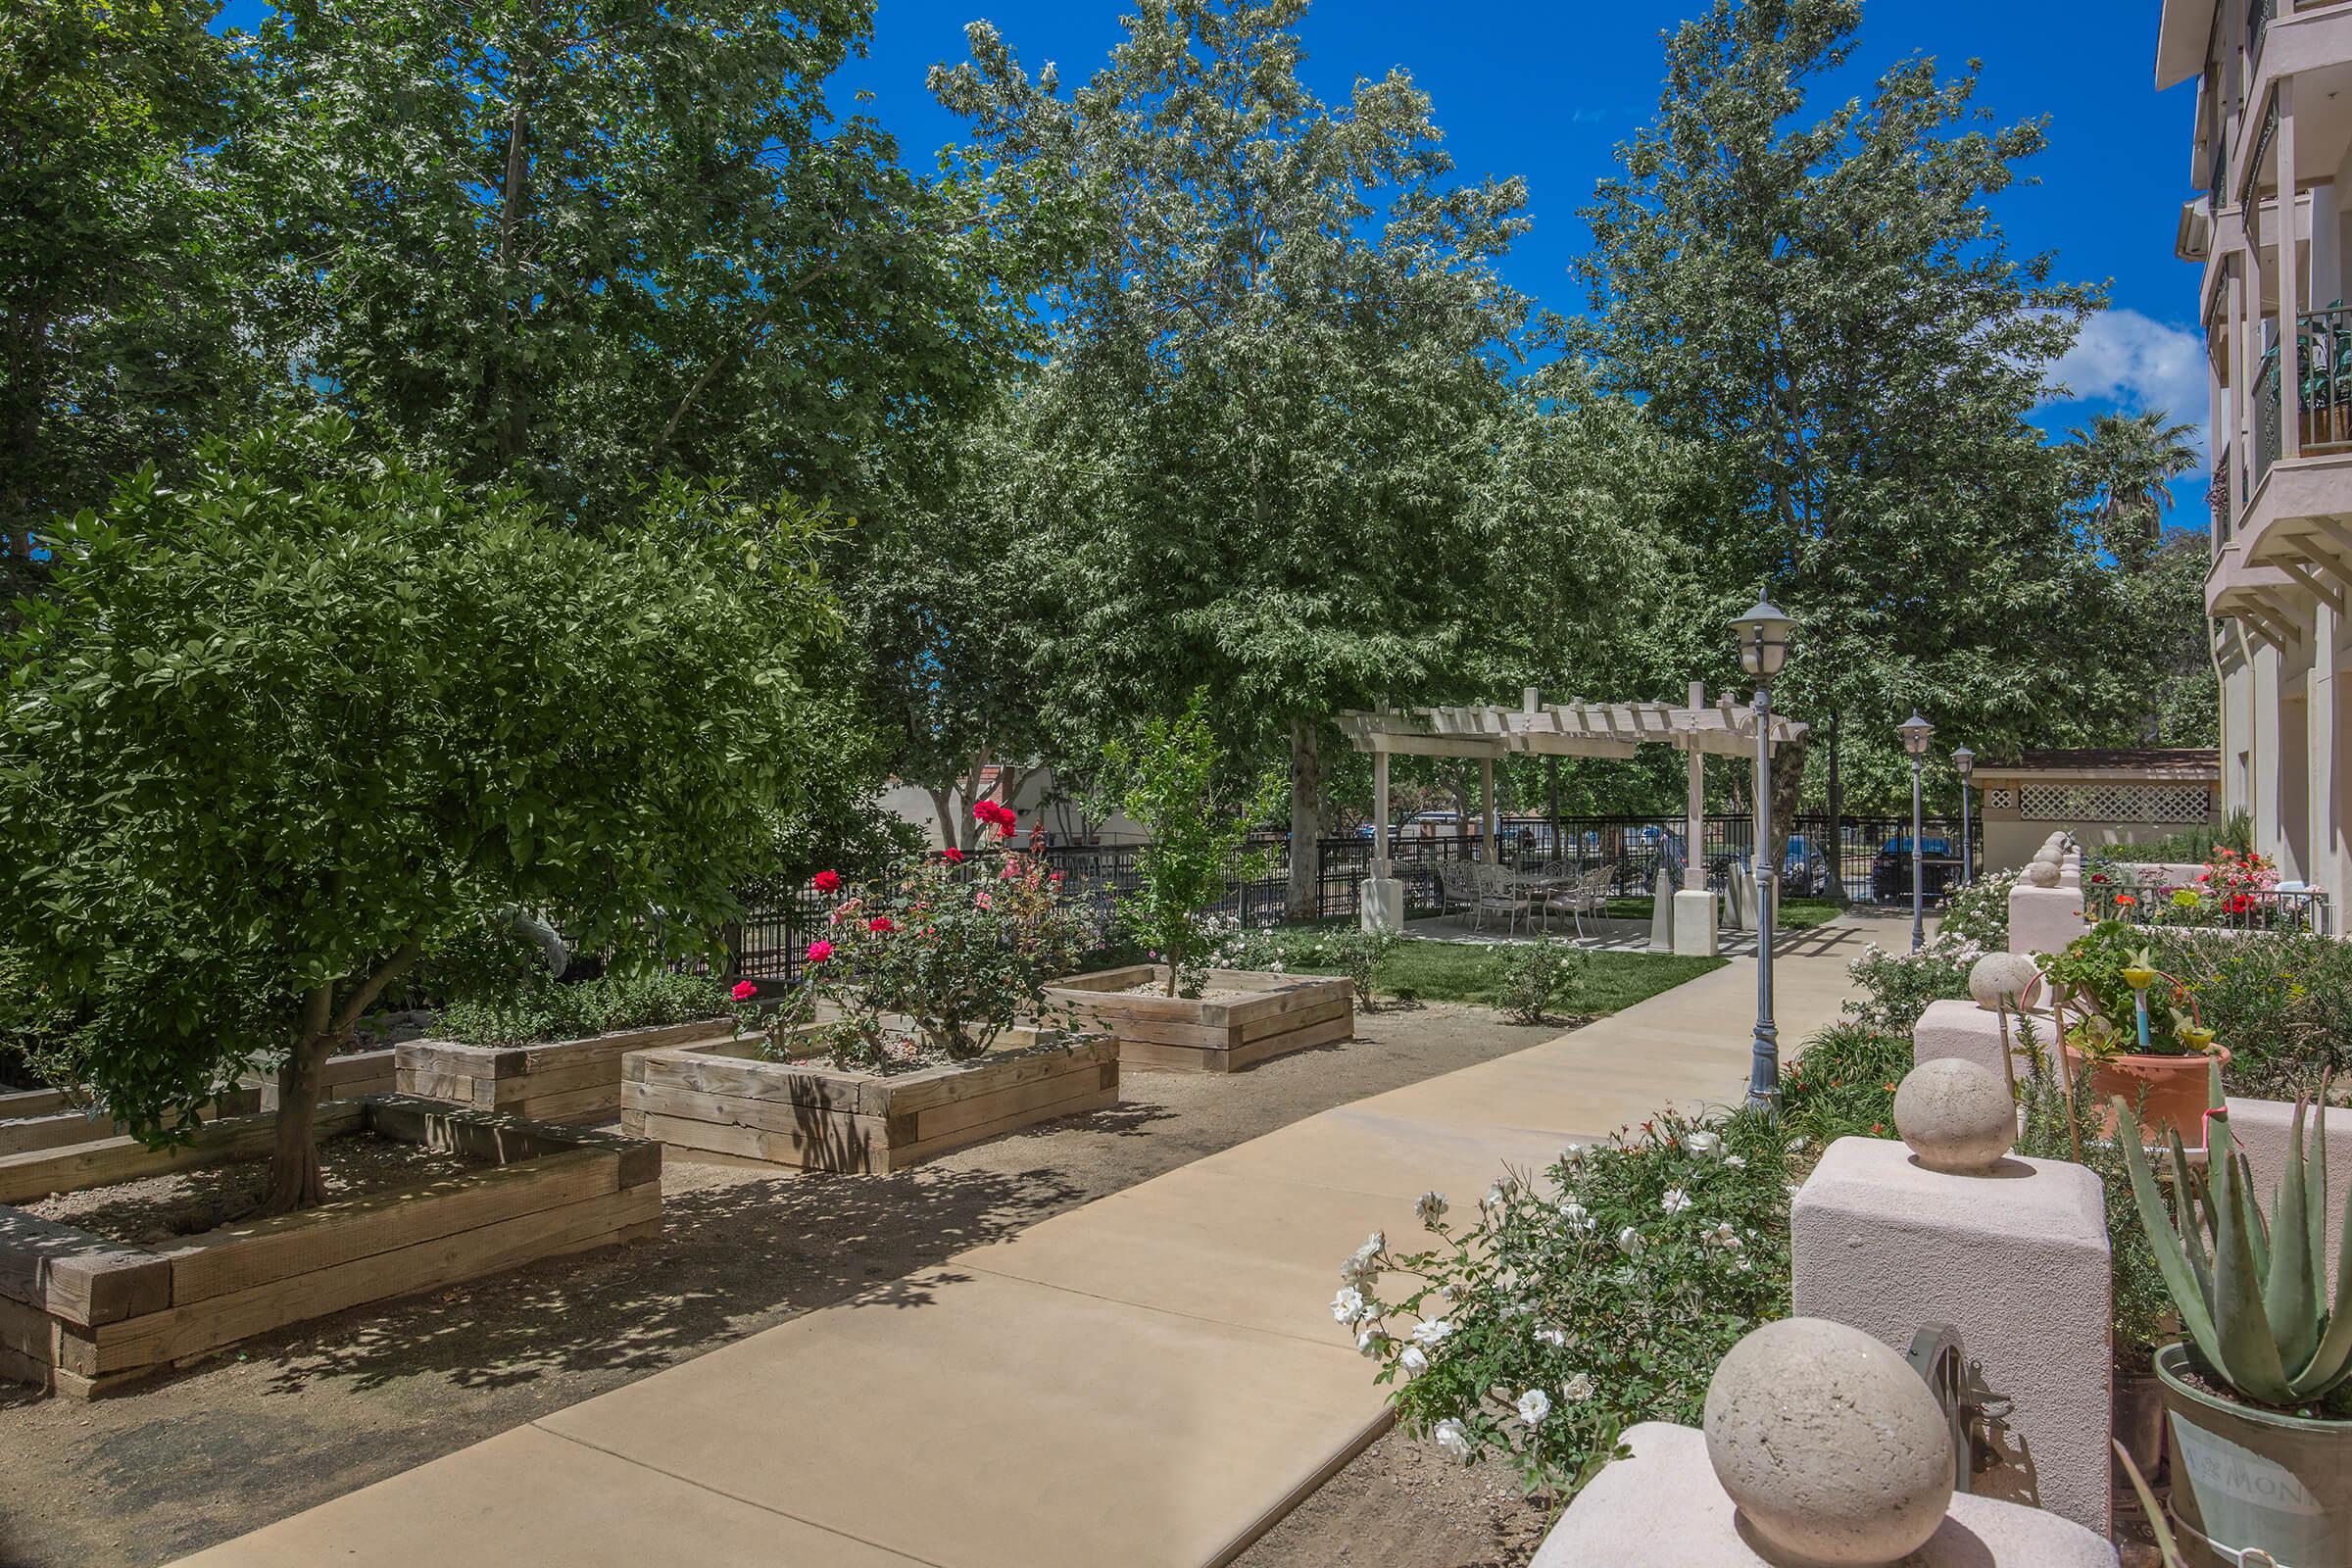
[[1361, 740, 1402, 934], [1479, 756, 1496, 858], [1673, 679, 1720, 956]]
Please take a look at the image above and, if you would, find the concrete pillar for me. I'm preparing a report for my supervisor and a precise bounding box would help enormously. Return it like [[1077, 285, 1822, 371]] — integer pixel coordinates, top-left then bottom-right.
[[1479, 756, 1496, 858], [1529, 1422, 2118, 1567], [1793, 1137, 2112, 1536], [2229, 1096, 2352, 1277], [2283, 78, 2304, 463], [1911, 997, 2037, 1084], [1647, 865, 1674, 953], [2007, 883, 2083, 956], [1672, 889, 1719, 956], [1362, 745, 1401, 933]]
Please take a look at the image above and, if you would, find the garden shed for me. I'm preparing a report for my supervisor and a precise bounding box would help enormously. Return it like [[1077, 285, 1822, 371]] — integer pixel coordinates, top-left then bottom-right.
[[1970, 748, 2220, 869]]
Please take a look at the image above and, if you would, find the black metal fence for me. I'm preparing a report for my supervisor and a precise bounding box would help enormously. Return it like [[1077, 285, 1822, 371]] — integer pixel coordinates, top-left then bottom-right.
[[723, 811, 1970, 978], [2084, 873, 2332, 936]]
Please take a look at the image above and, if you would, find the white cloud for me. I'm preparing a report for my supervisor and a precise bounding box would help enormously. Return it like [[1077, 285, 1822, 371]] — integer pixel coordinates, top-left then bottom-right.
[[2040, 308, 2210, 450]]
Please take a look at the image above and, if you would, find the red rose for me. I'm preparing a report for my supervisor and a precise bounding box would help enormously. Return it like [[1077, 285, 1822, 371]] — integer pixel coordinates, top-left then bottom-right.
[[731, 980, 758, 1001], [806, 939, 834, 963], [868, 915, 894, 933], [942, 847, 965, 863], [811, 869, 842, 893]]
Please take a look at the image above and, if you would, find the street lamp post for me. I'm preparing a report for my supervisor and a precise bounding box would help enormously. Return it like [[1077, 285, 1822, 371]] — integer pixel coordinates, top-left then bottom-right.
[[1732, 599, 1792, 1112], [1900, 712, 1935, 953], [1951, 746, 1975, 889]]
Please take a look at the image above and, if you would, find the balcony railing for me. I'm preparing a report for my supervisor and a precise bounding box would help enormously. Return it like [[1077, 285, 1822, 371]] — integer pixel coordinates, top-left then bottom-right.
[[2295, 305, 2352, 453], [2207, 136, 2228, 217], [2248, 0, 2277, 79], [2210, 447, 2232, 551], [2256, 343, 2282, 488]]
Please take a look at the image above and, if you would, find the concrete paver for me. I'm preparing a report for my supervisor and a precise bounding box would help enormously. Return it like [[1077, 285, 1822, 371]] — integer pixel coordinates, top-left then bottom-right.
[[171, 918, 1891, 1568]]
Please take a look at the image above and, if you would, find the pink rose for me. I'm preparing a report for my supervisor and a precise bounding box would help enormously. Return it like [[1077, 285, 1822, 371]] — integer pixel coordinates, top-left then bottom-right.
[[974, 891, 993, 910], [806, 939, 834, 963], [731, 980, 758, 1001]]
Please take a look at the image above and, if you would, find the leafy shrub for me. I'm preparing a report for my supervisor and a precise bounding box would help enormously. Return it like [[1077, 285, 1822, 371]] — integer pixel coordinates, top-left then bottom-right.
[[1842, 931, 1981, 1034], [1302, 925, 1401, 1007], [1339, 1107, 1792, 1494], [1780, 1023, 1908, 1146], [2091, 811, 2253, 864], [769, 840, 1097, 1068], [438, 969, 742, 1050], [1936, 867, 2017, 948], [1495, 941, 1590, 1024], [2144, 928, 2352, 1101]]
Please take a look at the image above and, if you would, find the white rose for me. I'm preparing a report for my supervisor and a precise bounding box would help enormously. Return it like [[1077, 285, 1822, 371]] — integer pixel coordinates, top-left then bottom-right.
[[1415, 1191, 1448, 1225], [1516, 1388, 1552, 1426], [1535, 1325, 1567, 1349], [1356, 1327, 1388, 1358], [1399, 1345, 1430, 1375], [1434, 1418, 1472, 1460], [1681, 1130, 1722, 1158], [1724, 1154, 1747, 1169], [1616, 1226, 1645, 1256], [1561, 1372, 1595, 1403], [1412, 1317, 1454, 1348], [1661, 1188, 1692, 1215], [1331, 1287, 1367, 1325]]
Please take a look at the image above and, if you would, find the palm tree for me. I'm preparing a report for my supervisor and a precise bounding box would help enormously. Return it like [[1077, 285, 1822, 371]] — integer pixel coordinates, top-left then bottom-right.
[[2068, 410, 2201, 571]]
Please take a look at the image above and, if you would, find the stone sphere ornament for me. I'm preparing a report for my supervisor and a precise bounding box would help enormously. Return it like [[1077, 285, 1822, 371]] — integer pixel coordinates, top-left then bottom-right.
[[2025, 860, 2060, 888], [1893, 1058, 2017, 1174], [1968, 953, 2039, 1012], [1704, 1318, 1956, 1566]]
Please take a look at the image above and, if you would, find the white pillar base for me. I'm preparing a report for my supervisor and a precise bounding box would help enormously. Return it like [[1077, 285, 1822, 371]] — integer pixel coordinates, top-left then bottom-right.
[[2007, 883, 2084, 956], [1670, 890, 1718, 956], [1646, 867, 1675, 953], [1358, 876, 1404, 935]]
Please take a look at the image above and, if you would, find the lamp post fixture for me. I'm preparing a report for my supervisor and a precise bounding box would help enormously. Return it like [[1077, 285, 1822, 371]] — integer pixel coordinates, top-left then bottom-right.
[[1732, 598, 1792, 1112], [1951, 745, 1975, 889], [1900, 712, 1935, 953]]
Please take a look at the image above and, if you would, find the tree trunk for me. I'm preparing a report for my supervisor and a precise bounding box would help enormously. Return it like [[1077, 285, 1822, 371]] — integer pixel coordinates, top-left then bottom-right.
[[263, 988, 336, 1215], [926, 785, 957, 850], [1769, 732, 1807, 884], [1286, 716, 1322, 921]]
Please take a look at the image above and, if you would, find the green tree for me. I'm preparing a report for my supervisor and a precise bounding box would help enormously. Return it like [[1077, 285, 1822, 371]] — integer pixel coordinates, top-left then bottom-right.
[[0, 416, 840, 1211], [1102, 690, 1283, 997], [237, 0, 1018, 524], [1581, 0, 2120, 827], [932, 0, 1548, 915], [0, 0, 260, 542]]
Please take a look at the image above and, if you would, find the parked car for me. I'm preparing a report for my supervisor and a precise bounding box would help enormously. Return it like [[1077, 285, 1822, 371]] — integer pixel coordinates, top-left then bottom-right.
[[1871, 835, 1961, 902], [1722, 837, 1836, 898]]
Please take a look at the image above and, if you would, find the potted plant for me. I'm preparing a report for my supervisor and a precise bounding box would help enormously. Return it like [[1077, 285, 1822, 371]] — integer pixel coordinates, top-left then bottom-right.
[[2037, 921, 2227, 1147], [2120, 1083, 2352, 1565]]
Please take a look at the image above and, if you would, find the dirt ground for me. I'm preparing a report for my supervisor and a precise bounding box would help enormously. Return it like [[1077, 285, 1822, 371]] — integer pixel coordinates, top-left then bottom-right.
[[1234, 1426, 1555, 1568], [0, 1001, 1572, 1568]]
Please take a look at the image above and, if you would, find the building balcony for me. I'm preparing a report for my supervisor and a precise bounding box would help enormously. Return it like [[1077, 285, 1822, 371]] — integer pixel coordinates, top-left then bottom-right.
[[2207, 537, 2304, 627]]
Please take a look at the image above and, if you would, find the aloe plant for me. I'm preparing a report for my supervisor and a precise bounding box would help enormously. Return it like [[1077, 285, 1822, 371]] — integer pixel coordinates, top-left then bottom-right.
[[2118, 1063, 2352, 1408]]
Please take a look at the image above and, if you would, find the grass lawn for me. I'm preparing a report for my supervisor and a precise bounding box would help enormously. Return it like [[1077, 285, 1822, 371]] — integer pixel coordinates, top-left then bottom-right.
[[1602, 895, 1841, 930], [1288, 936, 1727, 1017]]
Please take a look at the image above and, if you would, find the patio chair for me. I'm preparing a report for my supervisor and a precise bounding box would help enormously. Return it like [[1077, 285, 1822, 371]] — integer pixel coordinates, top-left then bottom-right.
[[1472, 862, 1536, 939], [1543, 860, 1615, 940], [1436, 859, 1482, 928]]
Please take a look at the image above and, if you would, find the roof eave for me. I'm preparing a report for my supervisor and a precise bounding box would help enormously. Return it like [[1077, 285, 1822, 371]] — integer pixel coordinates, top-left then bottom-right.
[[2157, 0, 2218, 90]]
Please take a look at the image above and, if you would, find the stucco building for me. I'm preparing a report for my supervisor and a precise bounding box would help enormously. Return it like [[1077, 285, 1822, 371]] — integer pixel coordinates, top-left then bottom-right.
[[2162, 0, 2352, 906]]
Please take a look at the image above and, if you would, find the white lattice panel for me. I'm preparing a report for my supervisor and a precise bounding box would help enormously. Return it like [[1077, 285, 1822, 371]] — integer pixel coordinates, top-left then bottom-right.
[[2014, 784, 2213, 824], [1986, 788, 2014, 810]]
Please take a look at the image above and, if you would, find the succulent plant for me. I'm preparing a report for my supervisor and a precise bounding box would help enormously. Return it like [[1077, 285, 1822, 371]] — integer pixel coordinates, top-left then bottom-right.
[[2119, 1064, 2352, 1408]]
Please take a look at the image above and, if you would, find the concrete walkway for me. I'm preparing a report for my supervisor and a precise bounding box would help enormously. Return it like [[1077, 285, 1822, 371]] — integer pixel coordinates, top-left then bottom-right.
[[176, 917, 1896, 1568]]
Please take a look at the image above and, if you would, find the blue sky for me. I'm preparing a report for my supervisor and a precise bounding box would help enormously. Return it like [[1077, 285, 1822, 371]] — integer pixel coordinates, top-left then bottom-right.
[[220, 0, 2206, 514]]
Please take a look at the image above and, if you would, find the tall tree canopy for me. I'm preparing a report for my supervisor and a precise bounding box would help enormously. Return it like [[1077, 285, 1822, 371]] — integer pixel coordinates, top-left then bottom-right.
[[932, 0, 1563, 911], [0, 0, 260, 542], [1581, 0, 2136, 815], [237, 0, 1019, 522]]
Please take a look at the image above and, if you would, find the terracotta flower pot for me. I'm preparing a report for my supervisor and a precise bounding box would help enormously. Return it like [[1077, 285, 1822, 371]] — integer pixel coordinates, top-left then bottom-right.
[[2062, 1043, 2229, 1149]]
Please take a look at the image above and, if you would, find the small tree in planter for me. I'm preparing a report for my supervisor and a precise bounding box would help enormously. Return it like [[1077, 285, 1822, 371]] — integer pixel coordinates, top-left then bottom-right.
[[1100, 690, 1283, 997], [776, 815, 1098, 1068], [0, 417, 840, 1211]]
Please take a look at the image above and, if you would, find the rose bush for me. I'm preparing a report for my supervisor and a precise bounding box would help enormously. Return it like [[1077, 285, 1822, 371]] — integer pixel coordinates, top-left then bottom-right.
[[771, 818, 1097, 1070]]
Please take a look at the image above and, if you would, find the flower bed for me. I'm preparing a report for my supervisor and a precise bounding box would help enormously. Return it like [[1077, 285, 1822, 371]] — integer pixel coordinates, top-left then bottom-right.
[[1042, 964, 1353, 1072], [395, 1019, 734, 1123], [0, 1095, 660, 1397], [619, 1031, 1118, 1173]]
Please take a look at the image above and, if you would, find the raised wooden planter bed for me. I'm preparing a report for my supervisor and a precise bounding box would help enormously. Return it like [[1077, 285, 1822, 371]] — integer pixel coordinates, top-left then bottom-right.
[[620, 1032, 1119, 1173], [0, 1048, 397, 1159], [396, 1018, 736, 1123], [1042, 966, 1353, 1072], [0, 1095, 660, 1398]]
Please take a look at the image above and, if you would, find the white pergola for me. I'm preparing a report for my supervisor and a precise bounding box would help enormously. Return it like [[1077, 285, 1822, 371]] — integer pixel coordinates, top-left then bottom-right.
[[1336, 683, 1810, 876]]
